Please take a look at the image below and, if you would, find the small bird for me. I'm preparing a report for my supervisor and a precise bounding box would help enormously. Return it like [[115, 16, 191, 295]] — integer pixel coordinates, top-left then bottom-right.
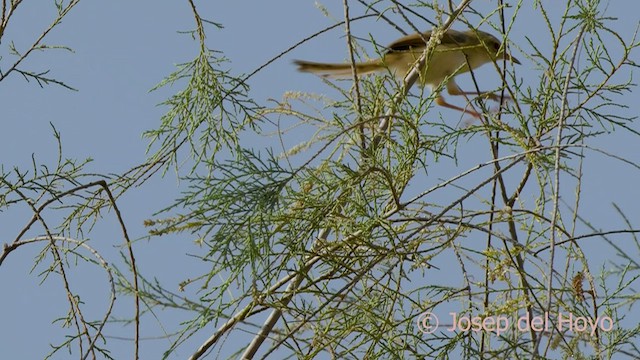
[[294, 29, 520, 117]]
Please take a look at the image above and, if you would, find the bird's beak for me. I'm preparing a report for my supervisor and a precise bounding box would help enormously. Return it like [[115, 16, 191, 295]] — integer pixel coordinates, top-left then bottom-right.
[[508, 53, 521, 65], [497, 48, 521, 64]]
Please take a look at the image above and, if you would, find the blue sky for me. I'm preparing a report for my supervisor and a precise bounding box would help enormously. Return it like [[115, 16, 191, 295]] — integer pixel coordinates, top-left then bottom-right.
[[1, 1, 639, 359]]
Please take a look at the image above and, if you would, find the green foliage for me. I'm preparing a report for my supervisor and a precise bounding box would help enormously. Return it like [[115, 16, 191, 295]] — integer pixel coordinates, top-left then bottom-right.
[[2, 0, 640, 359]]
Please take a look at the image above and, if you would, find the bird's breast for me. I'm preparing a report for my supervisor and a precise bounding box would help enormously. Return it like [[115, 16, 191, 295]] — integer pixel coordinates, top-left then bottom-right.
[[383, 48, 471, 87]]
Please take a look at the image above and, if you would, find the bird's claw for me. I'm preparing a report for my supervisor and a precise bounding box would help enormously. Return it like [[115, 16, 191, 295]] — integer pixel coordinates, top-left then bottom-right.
[[483, 92, 512, 104]]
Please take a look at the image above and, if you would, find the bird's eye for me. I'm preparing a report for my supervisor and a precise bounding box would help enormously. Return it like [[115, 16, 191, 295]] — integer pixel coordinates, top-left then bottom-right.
[[493, 42, 500, 51]]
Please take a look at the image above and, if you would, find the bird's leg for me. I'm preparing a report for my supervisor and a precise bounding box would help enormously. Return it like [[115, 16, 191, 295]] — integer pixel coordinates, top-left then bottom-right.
[[447, 80, 510, 104], [429, 79, 482, 117], [456, 91, 512, 103], [435, 95, 481, 118]]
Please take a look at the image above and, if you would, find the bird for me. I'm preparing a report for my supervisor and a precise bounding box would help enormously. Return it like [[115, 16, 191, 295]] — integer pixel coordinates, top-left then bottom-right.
[[294, 29, 520, 117]]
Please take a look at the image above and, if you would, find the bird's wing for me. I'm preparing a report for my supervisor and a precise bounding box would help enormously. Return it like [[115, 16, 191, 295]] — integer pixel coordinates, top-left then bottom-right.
[[386, 29, 470, 52]]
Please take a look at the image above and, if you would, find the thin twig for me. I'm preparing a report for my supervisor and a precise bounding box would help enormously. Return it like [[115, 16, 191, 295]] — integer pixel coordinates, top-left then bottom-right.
[[371, 0, 473, 149], [5, 236, 116, 360], [342, 0, 366, 149], [535, 25, 586, 355], [0, 179, 139, 360], [0, 1, 81, 84]]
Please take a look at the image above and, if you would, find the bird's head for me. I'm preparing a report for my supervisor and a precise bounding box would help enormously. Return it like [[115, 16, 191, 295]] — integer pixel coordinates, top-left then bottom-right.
[[472, 30, 521, 65]]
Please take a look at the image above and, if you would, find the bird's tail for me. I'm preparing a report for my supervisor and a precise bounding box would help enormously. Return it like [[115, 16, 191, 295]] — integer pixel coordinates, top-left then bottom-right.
[[293, 59, 385, 78]]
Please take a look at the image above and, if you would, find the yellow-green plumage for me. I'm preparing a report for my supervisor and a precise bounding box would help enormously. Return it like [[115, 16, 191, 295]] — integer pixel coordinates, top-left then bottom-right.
[[294, 28, 519, 116]]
